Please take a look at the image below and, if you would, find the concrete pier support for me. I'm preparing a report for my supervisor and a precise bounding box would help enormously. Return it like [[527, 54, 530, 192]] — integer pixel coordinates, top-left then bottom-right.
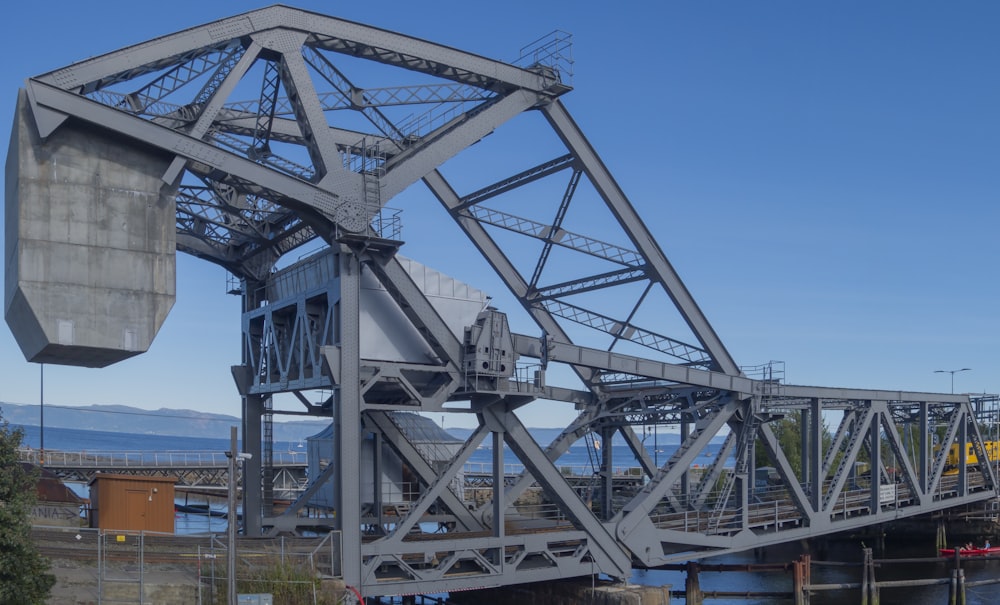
[[5, 89, 176, 367]]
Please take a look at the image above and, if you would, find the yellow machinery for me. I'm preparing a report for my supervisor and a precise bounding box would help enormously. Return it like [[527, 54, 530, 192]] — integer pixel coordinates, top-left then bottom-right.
[[944, 440, 1000, 474]]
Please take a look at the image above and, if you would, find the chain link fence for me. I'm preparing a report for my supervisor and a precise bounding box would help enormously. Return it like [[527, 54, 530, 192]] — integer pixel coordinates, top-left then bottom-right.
[[34, 526, 346, 605]]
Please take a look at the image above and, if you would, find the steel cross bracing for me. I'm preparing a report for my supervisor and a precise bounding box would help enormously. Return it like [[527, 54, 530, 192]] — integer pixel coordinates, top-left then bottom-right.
[[15, 6, 999, 599]]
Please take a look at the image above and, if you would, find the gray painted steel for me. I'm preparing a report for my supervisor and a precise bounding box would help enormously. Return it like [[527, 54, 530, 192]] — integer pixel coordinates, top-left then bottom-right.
[[6, 5, 998, 599]]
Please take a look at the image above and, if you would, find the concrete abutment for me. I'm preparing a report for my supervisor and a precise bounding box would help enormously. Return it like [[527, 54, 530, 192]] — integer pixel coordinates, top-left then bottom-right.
[[449, 578, 671, 605]]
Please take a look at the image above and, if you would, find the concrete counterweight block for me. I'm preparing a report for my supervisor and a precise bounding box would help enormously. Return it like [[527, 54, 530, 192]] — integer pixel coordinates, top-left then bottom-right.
[[5, 89, 176, 367]]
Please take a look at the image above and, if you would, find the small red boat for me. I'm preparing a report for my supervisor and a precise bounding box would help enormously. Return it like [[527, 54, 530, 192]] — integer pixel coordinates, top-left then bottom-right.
[[939, 546, 1000, 557]]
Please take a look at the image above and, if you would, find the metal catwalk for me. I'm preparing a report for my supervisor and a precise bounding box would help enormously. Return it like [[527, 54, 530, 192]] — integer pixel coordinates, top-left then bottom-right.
[[6, 5, 997, 599]]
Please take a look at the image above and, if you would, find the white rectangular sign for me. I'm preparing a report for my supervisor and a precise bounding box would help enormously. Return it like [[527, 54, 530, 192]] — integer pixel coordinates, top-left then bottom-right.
[[879, 484, 897, 505]]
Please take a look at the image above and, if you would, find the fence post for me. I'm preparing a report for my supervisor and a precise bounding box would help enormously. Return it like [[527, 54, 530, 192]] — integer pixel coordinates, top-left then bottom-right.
[[139, 532, 145, 604], [197, 545, 202, 605], [97, 530, 103, 603]]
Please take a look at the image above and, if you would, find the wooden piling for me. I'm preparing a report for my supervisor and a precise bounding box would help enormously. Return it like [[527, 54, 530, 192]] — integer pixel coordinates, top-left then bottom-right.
[[861, 548, 869, 605], [860, 547, 879, 605], [946, 546, 963, 605], [936, 521, 947, 552], [792, 558, 804, 605], [801, 554, 811, 605], [871, 565, 879, 604], [685, 561, 702, 605]]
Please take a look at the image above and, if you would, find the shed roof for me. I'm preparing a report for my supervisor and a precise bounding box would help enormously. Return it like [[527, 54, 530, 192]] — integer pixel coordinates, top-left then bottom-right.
[[391, 412, 462, 443], [21, 463, 85, 504], [88, 474, 178, 486]]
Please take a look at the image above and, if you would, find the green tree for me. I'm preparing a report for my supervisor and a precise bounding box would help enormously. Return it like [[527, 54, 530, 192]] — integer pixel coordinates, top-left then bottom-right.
[[754, 413, 836, 481], [0, 411, 55, 604], [755, 417, 803, 474]]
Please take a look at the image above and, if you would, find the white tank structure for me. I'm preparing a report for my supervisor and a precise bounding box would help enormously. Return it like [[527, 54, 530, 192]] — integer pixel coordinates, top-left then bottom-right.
[[5, 90, 176, 367], [360, 255, 489, 364]]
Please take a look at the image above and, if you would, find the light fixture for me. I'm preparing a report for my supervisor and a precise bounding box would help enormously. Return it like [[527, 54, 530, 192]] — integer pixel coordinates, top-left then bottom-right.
[[934, 368, 972, 394]]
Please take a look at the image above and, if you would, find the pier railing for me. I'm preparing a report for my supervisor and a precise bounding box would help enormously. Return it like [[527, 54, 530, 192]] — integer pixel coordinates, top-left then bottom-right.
[[17, 448, 307, 468], [461, 461, 646, 478], [23, 449, 644, 477]]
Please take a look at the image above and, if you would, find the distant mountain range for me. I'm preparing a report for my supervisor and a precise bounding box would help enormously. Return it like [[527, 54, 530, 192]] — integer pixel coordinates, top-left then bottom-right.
[[0, 402, 330, 442], [0, 402, 694, 446]]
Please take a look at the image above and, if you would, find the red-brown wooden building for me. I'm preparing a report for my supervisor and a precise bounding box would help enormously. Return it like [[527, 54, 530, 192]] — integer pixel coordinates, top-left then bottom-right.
[[89, 474, 177, 533]]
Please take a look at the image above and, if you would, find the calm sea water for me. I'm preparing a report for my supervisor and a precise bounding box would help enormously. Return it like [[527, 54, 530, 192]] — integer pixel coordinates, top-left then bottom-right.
[[15, 424, 996, 604], [633, 538, 1000, 605], [12, 422, 729, 470], [15, 423, 236, 452]]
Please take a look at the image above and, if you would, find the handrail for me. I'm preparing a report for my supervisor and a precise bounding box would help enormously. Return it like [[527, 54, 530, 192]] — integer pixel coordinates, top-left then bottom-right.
[[462, 461, 647, 478], [17, 448, 307, 468]]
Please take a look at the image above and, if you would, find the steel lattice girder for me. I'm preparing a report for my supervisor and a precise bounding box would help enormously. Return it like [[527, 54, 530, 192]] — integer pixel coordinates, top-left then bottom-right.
[[22, 4, 735, 375]]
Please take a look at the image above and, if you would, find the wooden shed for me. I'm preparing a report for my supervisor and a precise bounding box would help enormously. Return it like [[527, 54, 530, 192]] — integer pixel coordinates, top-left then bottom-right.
[[88, 474, 177, 533]]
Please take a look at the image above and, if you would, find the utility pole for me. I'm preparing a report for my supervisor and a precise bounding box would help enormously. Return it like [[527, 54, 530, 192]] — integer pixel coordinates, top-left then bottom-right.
[[39, 363, 44, 466]]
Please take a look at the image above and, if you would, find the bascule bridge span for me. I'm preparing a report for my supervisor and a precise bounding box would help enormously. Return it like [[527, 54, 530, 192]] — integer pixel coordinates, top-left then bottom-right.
[[5, 5, 997, 598]]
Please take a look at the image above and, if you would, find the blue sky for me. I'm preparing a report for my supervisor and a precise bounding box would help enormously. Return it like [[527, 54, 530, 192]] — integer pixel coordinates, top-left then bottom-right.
[[1, 2, 998, 429]]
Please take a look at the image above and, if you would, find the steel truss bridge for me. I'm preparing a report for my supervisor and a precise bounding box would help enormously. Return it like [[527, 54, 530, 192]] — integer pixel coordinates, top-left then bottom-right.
[[16, 449, 307, 498], [7, 5, 998, 599]]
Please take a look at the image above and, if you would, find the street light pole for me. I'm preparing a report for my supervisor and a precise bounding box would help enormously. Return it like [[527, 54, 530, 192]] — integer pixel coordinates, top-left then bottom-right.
[[39, 363, 44, 466], [935, 368, 971, 394], [227, 426, 238, 605], [226, 426, 251, 605]]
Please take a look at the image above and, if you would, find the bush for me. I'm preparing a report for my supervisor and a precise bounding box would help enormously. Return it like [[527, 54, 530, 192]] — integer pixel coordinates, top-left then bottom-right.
[[207, 553, 340, 605]]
